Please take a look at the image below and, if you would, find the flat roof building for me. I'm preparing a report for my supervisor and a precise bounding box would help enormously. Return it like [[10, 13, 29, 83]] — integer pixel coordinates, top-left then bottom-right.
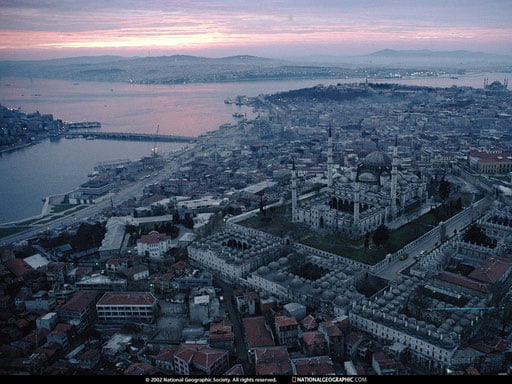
[[96, 292, 157, 323]]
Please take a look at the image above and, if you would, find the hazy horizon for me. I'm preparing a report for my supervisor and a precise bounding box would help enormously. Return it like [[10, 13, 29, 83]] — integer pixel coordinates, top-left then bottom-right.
[[1, 1, 511, 61]]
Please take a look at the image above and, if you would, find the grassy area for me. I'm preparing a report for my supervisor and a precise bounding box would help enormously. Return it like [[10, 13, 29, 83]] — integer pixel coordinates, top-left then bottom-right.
[[33, 205, 87, 225], [239, 200, 464, 265], [50, 204, 76, 214], [0, 226, 30, 239], [66, 205, 87, 214], [15, 218, 41, 226], [239, 205, 381, 264], [380, 202, 463, 255], [240, 205, 299, 237]]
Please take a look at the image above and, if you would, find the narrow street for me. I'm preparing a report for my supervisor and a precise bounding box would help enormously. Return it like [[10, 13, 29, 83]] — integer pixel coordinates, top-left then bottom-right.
[[214, 277, 253, 375]]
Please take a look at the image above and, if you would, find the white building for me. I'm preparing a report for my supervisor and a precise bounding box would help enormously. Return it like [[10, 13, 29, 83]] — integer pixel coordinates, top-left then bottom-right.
[[136, 231, 173, 261], [96, 292, 157, 323]]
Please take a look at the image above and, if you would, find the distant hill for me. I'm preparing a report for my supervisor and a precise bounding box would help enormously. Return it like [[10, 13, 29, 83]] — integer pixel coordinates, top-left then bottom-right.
[[0, 54, 291, 83], [367, 49, 512, 61], [0, 55, 286, 84], [0, 50, 510, 84]]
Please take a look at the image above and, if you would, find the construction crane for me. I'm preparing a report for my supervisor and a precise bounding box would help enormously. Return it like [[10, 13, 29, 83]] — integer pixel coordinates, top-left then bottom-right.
[[152, 124, 159, 157]]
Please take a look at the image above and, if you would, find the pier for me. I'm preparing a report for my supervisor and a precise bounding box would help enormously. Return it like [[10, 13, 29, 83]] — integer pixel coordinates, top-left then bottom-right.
[[63, 131, 197, 143]]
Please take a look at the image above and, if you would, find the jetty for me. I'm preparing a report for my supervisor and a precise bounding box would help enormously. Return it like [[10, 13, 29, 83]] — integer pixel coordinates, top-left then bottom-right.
[[62, 131, 197, 143]]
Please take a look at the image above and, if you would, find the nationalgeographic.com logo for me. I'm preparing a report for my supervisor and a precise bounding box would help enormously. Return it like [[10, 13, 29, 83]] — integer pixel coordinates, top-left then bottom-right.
[[292, 377, 368, 383]]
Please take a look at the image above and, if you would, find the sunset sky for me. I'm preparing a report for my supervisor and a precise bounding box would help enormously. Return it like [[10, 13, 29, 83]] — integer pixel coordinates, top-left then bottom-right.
[[1, 0, 511, 60]]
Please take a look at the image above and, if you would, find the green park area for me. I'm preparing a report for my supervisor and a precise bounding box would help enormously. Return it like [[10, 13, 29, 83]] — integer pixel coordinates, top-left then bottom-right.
[[0, 226, 30, 239], [239, 200, 464, 265]]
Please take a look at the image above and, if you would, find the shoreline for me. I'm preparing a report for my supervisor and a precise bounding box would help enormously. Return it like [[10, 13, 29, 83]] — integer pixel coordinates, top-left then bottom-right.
[[0, 144, 192, 227], [0, 141, 39, 154]]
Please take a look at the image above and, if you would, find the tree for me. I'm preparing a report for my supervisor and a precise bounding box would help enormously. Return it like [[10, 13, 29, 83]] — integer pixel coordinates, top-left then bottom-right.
[[364, 232, 370, 248], [373, 224, 390, 247], [463, 225, 495, 248], [183, 213, 194, 229], [439, 178, 451, 201], [259, 196, 266, 216]]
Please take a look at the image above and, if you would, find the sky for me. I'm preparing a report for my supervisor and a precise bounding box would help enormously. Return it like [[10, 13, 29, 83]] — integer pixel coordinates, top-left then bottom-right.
[[0, 0, 511, 60]]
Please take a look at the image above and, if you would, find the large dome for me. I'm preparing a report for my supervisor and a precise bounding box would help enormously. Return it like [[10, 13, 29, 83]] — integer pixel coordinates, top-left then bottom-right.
[[362, 151, 392, 168]]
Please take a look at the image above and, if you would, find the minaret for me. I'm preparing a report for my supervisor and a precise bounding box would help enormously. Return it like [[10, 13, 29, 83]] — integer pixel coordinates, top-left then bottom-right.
[[327, 125, 333, 188], [291, 159, 298, 222], [353, 182, 360, 237], [390, 135, 398, 219]]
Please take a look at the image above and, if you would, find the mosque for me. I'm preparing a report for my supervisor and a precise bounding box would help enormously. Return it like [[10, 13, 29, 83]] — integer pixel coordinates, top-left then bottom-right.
[[291, 128, 428, 239]]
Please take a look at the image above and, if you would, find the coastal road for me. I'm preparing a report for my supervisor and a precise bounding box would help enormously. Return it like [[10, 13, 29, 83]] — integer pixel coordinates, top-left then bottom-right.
[[0, 147, 195, 247]]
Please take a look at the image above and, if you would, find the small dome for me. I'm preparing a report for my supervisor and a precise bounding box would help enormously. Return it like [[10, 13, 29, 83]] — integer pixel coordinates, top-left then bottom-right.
[[278, 257, 288, 265], [321, 290, 336, 301], [290, 278, 303, 288], [269, 262, 279, 270], [334, 296, 345, 306], [274, 272, 287, 282], [359, 172, 379, 183]]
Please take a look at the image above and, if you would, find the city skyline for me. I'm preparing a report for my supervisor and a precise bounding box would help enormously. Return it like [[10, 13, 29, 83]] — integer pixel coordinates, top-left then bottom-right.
[[1, 0, 511, 60]]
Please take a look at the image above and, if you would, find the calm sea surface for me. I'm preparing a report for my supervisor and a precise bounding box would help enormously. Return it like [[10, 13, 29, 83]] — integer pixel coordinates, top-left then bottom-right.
[[0, 73, 509, 222]]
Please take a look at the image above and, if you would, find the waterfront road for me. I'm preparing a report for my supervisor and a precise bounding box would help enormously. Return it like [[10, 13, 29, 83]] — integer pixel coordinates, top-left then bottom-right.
[[0, 147, 195, 247]]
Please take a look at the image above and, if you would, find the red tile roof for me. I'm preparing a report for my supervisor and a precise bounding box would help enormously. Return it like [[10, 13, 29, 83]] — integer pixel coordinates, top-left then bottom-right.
[[465, 367, 480, 375], [225, 364, 245, 375], [470, 337, 510, 354], [373, 351, 404, 372], [155, 346, 178, 363], [275, 315, 298, 328], [292, 356, 335, 375], [122, 265, 149, 278], [255, 346, 292, 375], [192, 347, 227, 370], [301, 315, 318, 331], [174, 344, 227, 371], [171, 260, 188, 270], [97, 292, 156, 306], [242, 316, 274, 349], [435, 271, 489, 293], [174, 344, 198, 364], [137, 231, 171, 244], [468, 256, 512, 284], [5, 258, 33, 277], [470, 151, 512, 163], [345, 332, 365, 347], [124, 363, 157, 375], [209, 318, 235, 342], [60, 290, 98, 313], [302, 331, 327, 346], [319, 323, 343, 338], [50, 323, 73, 337]]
